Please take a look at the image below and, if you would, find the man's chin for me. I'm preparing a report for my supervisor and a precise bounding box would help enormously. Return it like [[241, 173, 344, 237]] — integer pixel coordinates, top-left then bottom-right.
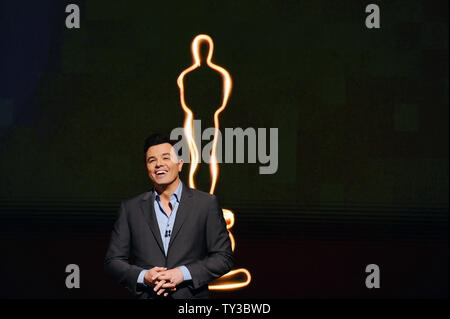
[[153, 180, 169, 187], [153, 177, 178, 188]]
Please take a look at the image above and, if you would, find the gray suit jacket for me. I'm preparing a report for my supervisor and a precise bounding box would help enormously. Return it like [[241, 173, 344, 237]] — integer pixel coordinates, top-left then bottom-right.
[[104, 183, 234, 299]]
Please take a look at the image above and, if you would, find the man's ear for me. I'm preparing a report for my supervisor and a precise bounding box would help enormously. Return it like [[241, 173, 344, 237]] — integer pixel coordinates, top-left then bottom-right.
[[178, 159, 184, 172]]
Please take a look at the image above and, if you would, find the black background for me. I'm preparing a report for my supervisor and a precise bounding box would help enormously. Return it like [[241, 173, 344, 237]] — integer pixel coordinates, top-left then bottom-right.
[[0, 0, 448, 298]]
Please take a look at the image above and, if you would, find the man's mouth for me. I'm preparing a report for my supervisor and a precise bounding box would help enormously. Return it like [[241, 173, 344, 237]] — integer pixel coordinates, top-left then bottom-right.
[[155, 169, 168, 176]]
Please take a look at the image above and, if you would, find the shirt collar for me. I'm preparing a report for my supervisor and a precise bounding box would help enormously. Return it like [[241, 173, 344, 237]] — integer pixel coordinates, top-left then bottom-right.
[[154, 180, 183, 203]]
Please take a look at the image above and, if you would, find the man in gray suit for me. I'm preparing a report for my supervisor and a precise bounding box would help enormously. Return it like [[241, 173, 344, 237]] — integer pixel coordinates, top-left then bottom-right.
[[104, 133, 234, 299]]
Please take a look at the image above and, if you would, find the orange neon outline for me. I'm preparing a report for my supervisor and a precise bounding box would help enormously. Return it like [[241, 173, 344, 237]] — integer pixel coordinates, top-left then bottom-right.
[[208, 268, 252, 290], [223, 209, 235, 251], [176, 34, 232, 194], [177, 34, 250, 291]]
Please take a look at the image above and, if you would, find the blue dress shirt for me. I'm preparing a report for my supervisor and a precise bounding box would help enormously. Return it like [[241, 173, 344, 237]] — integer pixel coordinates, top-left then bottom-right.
[[137, 181, 192, 286]]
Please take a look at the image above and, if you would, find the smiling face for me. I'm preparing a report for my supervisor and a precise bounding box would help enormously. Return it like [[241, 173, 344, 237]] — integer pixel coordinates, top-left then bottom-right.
[[146, 142, 183, 189]]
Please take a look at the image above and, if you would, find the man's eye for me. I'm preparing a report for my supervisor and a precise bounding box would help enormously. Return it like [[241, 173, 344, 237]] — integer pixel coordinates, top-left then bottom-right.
[[163, 157, 170, 160]]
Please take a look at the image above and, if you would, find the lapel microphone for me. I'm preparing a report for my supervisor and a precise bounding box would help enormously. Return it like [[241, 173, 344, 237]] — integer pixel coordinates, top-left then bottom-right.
[[165, 230, 171, 237]]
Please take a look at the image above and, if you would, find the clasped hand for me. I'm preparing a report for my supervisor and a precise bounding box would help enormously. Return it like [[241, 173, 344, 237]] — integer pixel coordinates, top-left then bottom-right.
[[144, 266, 184, 297]]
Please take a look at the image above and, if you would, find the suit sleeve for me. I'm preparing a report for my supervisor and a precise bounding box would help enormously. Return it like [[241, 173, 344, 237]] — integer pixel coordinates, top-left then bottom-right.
[[185, 195, 234, 289], [104, 202, 145, 296]]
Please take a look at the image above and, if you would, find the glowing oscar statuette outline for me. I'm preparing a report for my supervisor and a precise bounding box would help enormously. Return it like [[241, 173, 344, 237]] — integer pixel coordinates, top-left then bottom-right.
[[177, 34, 251, 290], [177, 34, 232, 194]]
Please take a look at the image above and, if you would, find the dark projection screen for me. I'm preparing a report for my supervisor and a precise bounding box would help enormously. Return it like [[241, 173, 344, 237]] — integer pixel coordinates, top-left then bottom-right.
[[0, 0, 447, 301]]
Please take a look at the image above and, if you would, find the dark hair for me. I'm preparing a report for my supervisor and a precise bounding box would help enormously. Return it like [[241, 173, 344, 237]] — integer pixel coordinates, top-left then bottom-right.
[[143, 133, 175, 156]]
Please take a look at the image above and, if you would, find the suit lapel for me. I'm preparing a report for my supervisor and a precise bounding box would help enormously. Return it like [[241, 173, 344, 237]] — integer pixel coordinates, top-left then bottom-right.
[[168, 183, 193, 250], [140, 191, 165, 254]]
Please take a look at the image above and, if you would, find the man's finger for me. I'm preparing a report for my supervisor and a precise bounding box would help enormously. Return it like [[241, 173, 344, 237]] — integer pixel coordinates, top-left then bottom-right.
[[152, 272, 164, 281], [161, 281, 175, 289], [153, 273, 170, 281], [151, 273, 159, 281], [157, 288, 166, 295], [153, 279, 165, 292]]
